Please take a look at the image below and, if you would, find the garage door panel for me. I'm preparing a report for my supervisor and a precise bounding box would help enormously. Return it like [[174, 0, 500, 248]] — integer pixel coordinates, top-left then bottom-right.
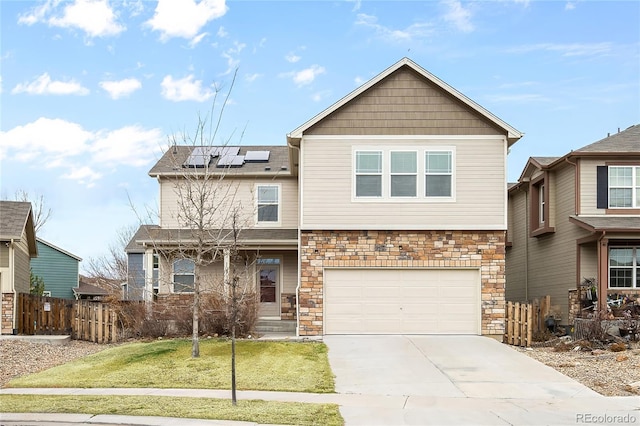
[[324, 269, 479, 334]]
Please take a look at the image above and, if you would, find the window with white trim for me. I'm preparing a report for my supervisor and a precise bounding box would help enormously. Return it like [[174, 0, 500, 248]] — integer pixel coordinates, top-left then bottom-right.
[[355, 151, 382, 197], [257, 185, 279, 223], [173, 258, 195, 293], [390, 151, 417, 197], [609, 246, 639, 288], [609, 166, 640, 208], [539, 183, 545, 224], [425, 151, 452, 197]]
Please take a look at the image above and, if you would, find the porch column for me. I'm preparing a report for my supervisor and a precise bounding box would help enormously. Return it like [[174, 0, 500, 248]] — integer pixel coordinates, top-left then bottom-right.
[[597, 237, 608, 313], [144, 247, 154, 303]]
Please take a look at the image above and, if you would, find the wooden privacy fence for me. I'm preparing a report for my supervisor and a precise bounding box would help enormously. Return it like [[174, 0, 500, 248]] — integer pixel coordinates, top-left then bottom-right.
[[504, 296, 552, 347], [16, 293, 119, 343]]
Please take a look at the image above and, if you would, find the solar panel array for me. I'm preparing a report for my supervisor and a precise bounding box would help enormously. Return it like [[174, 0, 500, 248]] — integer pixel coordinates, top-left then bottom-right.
[[183, 146, 272, 169]]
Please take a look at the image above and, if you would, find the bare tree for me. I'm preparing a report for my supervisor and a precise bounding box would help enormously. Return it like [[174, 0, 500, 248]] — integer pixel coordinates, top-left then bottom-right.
[[15, 190, 52, 233], [86, 223, 138, 281]]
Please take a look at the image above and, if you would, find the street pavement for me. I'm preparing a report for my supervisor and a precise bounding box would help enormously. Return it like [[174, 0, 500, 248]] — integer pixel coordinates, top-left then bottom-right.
[[2, 335, 639, 425]]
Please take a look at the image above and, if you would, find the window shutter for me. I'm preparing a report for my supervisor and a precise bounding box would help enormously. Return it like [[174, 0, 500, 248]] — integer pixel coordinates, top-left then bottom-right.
[[596, 166, 608, 209]]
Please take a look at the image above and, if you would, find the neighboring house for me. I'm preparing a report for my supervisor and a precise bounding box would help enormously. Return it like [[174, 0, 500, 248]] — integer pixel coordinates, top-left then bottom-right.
[[506, 124, 640, 324], [74, 278, 109, 300], [0, 201, 37, 334], [31, 238, 82, 300], [128, 58, 523, 336]]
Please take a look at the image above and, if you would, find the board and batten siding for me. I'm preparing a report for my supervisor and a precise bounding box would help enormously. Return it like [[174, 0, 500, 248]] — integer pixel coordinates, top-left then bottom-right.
[[31, 241, 79, 299], [159, 177, 298, 229], [305, 67, 505, 137], [505, 187, 528, 303], [300, 137, 507, 229], [521, 164, 590, 322]]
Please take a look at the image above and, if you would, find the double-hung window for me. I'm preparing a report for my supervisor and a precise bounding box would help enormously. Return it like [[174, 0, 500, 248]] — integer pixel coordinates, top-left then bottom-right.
[[608, 166, 640, 208], [257, 185, 279, 223], [609, 247, 639, 288], [425, 151, 452, 197], [173, 258, 195, 293], [355, 151, 382, 197], [390, 151, 417, 197]]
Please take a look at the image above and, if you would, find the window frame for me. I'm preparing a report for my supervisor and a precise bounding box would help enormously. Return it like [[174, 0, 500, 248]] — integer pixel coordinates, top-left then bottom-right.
[[354, 150, 383, 198], [353, 147, 455, 202], [608, 166, 640, 209], [172, 258, 195, 293], [424, 150, 453, 198], [529, 173, 554, 237], [256, 184, 281, 226], [608, 246, 639, 289], [389, 150, 418, 198]]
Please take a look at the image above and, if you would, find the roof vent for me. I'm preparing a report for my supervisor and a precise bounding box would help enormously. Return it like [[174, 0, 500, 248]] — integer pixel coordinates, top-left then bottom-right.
[[264, 166, 271, 171], [280, 165, 288, 171]]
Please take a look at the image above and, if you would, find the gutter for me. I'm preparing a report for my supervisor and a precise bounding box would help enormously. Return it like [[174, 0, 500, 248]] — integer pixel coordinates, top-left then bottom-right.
[[287, 138, 302, 337]]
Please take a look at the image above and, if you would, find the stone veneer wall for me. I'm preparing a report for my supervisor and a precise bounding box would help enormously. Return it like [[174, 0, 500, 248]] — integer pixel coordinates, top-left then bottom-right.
[[281, 293, 296, 320], [299, 230, 506, 336], [1, 293, 15, 334]]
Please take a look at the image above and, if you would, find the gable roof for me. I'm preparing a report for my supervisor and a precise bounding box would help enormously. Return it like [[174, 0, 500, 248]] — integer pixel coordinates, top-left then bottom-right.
[[0, 201, 37, 256], [36, 237, 82, 261], [287, 57, 524, 145]]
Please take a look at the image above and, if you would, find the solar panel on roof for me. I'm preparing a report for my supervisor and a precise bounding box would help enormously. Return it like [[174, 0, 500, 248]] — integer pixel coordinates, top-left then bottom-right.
[[184, 146, 215, 167], [245, 150, 270, 162], [212, 146, 240, 157], [217, 155, 245, 167]]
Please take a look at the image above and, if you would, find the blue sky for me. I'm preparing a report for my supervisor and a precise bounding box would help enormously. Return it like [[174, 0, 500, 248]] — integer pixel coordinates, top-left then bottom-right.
[[1, 0, 638, 272]]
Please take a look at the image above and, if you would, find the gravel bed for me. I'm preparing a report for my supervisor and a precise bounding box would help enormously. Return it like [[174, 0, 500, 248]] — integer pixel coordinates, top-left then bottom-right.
[[1, 338, 639, 396], [514, 340, 640, 396]]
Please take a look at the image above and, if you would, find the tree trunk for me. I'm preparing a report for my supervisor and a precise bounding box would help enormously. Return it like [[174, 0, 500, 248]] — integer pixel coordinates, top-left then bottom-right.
[[192, 280, 200, 358], [231, 276, 237, 406]]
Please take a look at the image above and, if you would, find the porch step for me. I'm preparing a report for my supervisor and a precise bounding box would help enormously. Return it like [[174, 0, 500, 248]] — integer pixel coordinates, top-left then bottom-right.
[[255, 320, 296, 333]]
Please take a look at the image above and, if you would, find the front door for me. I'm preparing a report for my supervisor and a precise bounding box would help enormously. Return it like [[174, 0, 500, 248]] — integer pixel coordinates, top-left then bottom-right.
[[258, 261, 280, 318]]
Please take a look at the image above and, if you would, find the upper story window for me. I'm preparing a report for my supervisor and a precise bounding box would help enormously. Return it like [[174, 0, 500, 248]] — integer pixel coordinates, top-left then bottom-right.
[[355, 151, 383, 197], [390, 151, 417, 197], [257, 185, 280, 224], [609, 246, 639, 288], [354, 148, 455, 201], [173, 258, 195, 293], [425, 151, 452, 197], [529, 174, 554, 237], [609, 166, 640, 208]]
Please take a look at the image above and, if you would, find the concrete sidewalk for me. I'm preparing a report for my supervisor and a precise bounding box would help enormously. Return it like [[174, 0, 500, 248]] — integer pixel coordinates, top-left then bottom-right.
[[2, 387, 639, 425]]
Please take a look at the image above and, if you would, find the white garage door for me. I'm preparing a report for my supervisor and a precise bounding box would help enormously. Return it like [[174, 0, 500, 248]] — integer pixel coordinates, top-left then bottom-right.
[[324, 268, 480, 335]]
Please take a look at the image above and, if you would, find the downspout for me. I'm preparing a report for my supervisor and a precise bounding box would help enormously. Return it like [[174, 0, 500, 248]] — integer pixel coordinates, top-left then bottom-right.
[[8, 239, 16, 334], [287, 138, 302, 337], [597, 231, 608, 313]]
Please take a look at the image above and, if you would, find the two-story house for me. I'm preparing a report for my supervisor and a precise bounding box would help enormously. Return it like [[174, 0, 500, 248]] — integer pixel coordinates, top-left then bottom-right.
[[506, 124, 640, 324], [128, 57, 523, 336]]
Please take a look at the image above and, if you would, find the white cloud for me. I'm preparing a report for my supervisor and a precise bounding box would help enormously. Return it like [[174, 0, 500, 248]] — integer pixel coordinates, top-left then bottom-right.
[[19, 0, 125, 38], [441, 0, 474, 33], [99, 78, 142, 99], [189, 32, 208, 48], [217, 26, 228, 38], [565, 2, 577, 10], [354, 13, 434, 42], [91, 126, 164, 167], [311, 90, 331, 102], [145, 0, 228, 42], [160, 75, 214, 102], [1, 117, 164, 185], [12, 73, 89, 96], [285, 53, 301, 63], [292, 65, 325, 87], [244, 73, 261, 83], [506, 42, 613, 57], [0, 117, 91, 162], [62, 166, 103, 187]]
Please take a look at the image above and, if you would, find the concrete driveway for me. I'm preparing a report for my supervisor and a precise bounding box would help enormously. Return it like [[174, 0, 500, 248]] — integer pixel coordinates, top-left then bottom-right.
[[324, 335, 639, 425]]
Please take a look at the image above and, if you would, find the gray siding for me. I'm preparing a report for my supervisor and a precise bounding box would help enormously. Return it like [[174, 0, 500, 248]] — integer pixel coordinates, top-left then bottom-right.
[[306, 67, 505, 137], [0, 245, 8, 268], [14, 236, 31, 294], [126, 253, 145, 300], [31, 241, 79, 299], [505, 188, 527, 302]]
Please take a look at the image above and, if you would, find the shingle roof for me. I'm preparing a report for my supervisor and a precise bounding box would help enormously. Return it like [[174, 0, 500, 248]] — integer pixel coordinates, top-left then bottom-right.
[[132, 226, 298, 249], [574, 124, 640, 153], [531, 156, 560, 166], [148, 145, 292, 177], [570, 215, 640, 232], [0, 201, 33, 239]]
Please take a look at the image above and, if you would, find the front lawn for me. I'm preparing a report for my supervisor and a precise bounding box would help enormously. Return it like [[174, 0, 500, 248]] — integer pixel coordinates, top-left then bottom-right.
[[7, 338, 335, 393], [0, 395, 343, 426]]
